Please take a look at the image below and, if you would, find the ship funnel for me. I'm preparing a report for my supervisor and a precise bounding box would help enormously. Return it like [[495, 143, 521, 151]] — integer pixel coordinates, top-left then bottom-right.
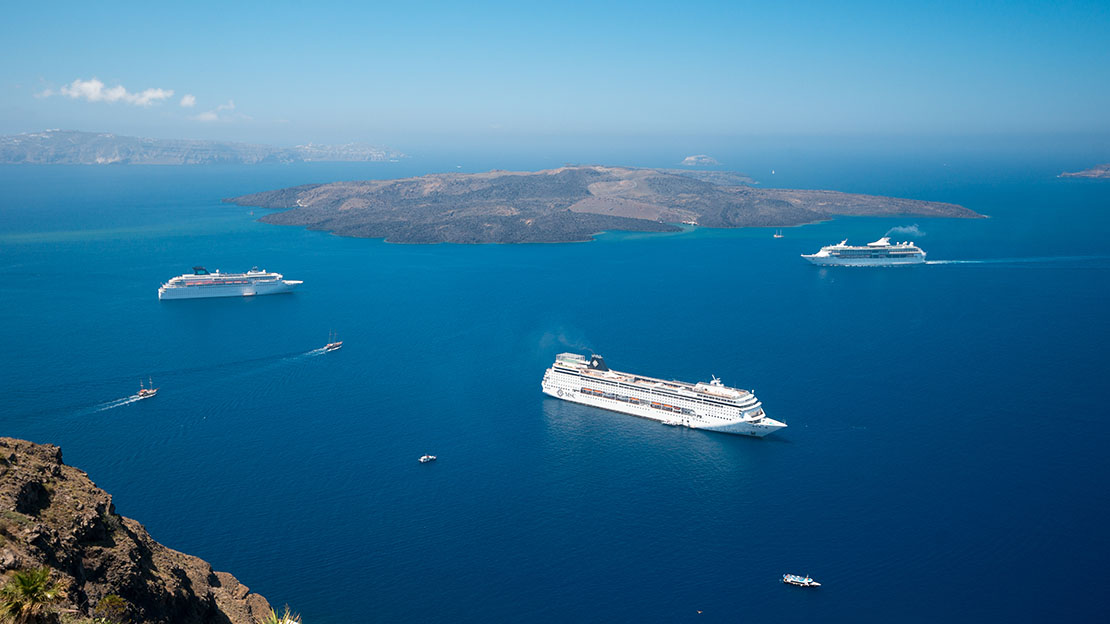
[[588, 355, 609, 372]]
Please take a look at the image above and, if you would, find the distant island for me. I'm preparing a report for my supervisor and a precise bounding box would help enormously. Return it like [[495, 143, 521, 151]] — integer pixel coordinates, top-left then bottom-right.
[[1059, 164, 1110, 179], [0, 129, 404, 165], [225, 165, 982, 244], [681, 154, 719, 166]]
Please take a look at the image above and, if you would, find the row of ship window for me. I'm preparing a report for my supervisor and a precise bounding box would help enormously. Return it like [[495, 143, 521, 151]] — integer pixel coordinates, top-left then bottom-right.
[[562, 373, 750, 409], [580, 387, 697, 415]]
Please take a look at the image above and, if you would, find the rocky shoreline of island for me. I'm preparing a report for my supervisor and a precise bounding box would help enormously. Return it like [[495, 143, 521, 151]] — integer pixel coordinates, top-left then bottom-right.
[[1059, 164, 1110, 179]]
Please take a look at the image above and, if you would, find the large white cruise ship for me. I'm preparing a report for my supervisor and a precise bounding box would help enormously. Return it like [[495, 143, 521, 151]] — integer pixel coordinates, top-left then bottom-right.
[[542, 353, 786, 437], [802, 237, 926, 266], [158, 266, 303, 300]]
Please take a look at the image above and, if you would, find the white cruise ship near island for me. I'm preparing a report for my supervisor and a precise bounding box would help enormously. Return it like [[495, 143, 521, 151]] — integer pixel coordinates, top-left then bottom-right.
[[542, 353, 786, 437], [802, 237, 926, 266], [158, 267, 302, 300]]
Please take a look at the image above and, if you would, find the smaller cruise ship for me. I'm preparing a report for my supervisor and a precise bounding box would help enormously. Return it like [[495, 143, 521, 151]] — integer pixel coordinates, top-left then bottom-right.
[[158, 267, 302, 300], [802, 237, 925, 267]]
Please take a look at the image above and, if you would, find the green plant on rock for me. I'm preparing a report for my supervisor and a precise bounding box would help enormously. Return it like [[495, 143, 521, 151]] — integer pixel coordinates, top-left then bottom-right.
[[259, 605, 301, 624], [90, 595, 128, 624], [0, 566, 66, 624]]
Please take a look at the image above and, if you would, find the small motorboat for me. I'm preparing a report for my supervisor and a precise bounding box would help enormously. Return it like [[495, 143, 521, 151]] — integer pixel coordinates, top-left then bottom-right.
[[324, 330, 342, 352], [136, 377, 158, 400], [418, 454, 437, 463], [782, 573, 820, 587]]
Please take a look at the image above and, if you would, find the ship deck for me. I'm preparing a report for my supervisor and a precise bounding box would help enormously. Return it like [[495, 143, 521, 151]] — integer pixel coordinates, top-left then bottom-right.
[[557, 363, 751, 401]]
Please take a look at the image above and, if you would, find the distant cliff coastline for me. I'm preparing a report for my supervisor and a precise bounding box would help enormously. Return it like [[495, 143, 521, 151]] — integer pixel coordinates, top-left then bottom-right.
[[225, 165, 982, 244], [1059, 164, 1110, 179], [0, 130, 404, 165], [0, 437, 272, 624]]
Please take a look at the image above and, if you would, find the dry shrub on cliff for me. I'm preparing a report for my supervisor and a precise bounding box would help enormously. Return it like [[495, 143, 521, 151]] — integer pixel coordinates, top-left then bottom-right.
[[260, 605, 301, 624]]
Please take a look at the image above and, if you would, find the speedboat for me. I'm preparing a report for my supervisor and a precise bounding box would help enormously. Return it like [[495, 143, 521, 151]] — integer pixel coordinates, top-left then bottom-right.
[[782, 574, 820, 587], [418, 454, 437, 463]]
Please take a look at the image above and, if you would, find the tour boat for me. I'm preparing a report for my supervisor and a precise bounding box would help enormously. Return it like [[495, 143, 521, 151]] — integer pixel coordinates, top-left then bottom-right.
[[782, 574, 820, 587], [418, 454, 437, 463], [324, 331, 343, 352], [136, 377, 158, 400]]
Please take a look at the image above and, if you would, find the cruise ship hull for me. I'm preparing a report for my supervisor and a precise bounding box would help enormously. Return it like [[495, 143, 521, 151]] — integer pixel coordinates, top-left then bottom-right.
[[158, 280, 302, 300], [802, 255, 925, 267], [542, 368, 786, 438]]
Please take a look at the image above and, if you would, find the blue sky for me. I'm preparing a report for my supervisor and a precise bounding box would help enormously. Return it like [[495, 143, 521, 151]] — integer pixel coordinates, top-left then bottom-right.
[[2, 0, 1108, 148]]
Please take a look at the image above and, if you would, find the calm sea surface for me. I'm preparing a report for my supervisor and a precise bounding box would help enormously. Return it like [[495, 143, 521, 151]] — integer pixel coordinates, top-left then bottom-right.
[[1, 154, 1108, 622]]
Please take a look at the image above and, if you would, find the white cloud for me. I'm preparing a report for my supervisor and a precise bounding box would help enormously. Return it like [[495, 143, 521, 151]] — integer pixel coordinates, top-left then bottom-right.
[[192, 100, 238, 122], [52, 78, 173, 106], [180, 94, 196, 107]]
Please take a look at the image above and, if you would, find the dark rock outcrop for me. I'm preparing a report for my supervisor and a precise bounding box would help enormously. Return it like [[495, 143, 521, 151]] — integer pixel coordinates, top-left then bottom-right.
[[0, 438, 271, 624]]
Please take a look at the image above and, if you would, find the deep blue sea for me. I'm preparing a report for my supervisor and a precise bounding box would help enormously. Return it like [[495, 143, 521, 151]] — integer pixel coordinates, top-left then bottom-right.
[[1, 151, 1108, 622]]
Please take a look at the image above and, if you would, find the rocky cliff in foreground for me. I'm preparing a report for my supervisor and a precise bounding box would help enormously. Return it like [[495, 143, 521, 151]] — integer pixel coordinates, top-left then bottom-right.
[[225, 165, 982, 244], [0, 437, 271, 623]]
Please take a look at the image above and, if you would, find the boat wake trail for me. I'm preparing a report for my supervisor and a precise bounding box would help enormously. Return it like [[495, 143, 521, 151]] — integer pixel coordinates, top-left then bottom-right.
[[10, 346, 334, 421], [89, 394, 145, 413], [926, 255, 1110, 267]]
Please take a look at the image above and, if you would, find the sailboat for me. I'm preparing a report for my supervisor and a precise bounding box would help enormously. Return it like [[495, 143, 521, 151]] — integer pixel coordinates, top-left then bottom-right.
[[136, 377, 158, 400], [324, 331, 343, 352], [773, 229, 784, 238]]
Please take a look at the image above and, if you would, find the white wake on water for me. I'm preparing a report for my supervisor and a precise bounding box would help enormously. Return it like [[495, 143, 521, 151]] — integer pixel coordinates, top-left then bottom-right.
[[926, 255, 1110, 266], [92, 394, 146, 412]]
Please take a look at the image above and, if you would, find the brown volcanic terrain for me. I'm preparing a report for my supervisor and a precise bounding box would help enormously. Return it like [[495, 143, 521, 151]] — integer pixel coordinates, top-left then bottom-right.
[[0, 437, 271, 624], [225, 165, 981, 244]]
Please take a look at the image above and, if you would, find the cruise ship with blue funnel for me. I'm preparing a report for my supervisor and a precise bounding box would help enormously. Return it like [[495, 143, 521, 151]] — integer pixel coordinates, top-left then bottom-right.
[[542, 353, 786, 437]]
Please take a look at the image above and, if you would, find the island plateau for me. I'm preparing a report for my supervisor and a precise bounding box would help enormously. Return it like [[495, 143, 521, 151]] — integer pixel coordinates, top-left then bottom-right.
[[1059, 164, 1110, 179], [0, 437, 272, 624], [225, 165, 982, 244]]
